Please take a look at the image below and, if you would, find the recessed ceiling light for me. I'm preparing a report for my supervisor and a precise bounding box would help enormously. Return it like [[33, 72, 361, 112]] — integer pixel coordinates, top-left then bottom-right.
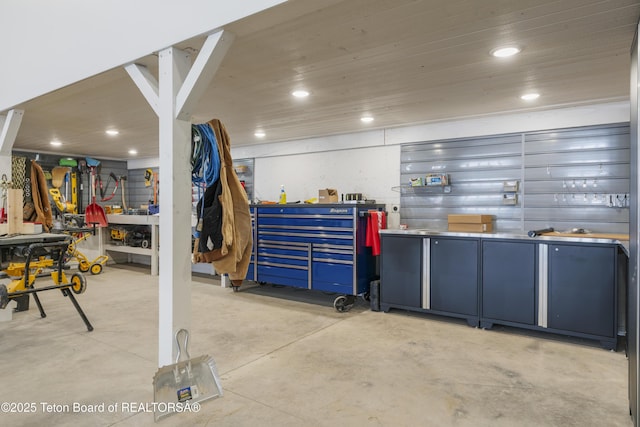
[[105, 129, 119, 136], [50, 140, 62, 147], [360, 116, 374, 123], [521, 92, 540, 101], [491, 46, 521, 58], [291, 90, 310, 98], [128, 149, 138, 155], [254, 130, 266, 138]]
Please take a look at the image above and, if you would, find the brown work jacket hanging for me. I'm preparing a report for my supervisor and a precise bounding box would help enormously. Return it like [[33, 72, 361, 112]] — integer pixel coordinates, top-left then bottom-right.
[[29, 160, 53, 232]]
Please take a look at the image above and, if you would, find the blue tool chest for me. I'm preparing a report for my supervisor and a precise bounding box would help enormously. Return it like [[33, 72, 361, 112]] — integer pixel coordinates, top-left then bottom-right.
[[249, 204, 383, 297]]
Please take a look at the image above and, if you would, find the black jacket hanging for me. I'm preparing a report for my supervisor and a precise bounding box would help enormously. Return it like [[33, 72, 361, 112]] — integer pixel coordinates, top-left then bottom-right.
[[196, 179, 223, 255]]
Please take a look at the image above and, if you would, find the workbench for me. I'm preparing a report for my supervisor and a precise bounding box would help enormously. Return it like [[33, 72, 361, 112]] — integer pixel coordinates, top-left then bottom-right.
[[0, 233, 93, 331], [101, 214, 159, 275]]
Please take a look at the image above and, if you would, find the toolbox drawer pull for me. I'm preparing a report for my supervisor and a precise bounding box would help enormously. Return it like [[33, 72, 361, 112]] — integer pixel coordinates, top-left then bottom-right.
[[312, 258, 353, 265], [259, 225, 353, 232], [259, 231, 353, 240], [313, 243, 353, 250], [259, 253, 309, 261], [259, 214, 351, 220], [313, 248, 353, 255], [259, 243, 310, 252], [258, 261, 308, 270]]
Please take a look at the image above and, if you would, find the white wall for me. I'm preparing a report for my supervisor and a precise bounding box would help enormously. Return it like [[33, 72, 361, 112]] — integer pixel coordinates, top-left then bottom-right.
[[253, 144, 400, 206]]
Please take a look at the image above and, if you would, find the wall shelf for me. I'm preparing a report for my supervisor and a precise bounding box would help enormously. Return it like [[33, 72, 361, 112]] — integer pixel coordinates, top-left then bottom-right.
[[392, 184, 452, 194]]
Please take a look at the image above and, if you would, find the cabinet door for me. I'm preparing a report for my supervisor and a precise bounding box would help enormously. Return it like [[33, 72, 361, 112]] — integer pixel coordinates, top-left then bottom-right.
[[430, 238, 478, 316], [482, 241, 536, 324], [548, 244, 615, 337], [380, 236, 422, 308]]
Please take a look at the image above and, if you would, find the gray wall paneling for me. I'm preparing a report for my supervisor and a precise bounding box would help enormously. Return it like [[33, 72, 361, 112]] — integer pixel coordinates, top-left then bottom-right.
[[400, 123, 630, 234]]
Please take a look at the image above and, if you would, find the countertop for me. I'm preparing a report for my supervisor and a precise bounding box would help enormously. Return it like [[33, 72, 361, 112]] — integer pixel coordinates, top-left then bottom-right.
[[380, 228, 630, 255]]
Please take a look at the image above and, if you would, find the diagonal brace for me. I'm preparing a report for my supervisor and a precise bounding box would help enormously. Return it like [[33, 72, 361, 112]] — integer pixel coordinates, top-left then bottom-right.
[[0, 109, 24, 155], [124, 64, 160, 117], [175, 30, 235, 121]]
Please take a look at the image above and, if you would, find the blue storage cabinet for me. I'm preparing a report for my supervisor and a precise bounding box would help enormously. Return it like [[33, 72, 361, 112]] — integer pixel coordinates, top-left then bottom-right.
[[253, 204, 383, 311]]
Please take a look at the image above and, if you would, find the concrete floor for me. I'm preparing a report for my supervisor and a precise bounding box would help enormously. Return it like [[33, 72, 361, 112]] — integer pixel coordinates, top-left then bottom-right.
[[0, 263, 632, 426]]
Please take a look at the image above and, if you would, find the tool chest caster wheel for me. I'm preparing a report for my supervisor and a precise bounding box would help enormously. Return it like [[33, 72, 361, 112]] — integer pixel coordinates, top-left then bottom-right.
[[333, 295, 355, 313], [70, 273, 87, 294]]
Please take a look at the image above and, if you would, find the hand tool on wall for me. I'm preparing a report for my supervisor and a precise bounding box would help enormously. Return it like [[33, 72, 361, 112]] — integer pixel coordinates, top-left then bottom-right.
[[153, 172, 159, 205], [70, 172, 78, 214], [119, 176, 128, 211], [85, 159, 107, 227], [77, 159, 86, 214], [144, 168, 153, 187], [0, 174, 8, 223], [100, 172, 119, 202]]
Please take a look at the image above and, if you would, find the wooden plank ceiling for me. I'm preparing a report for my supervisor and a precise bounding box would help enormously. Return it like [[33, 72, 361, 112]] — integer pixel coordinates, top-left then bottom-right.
[[10, 0, 640, 160]]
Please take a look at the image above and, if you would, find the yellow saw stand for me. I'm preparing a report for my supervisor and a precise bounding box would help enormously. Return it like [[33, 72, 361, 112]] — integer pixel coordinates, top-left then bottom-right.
[[0, 237, 93, 331]]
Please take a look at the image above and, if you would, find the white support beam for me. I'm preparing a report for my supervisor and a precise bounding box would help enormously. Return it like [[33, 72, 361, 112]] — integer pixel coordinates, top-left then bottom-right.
[[0, 109, 24, 177], [157, 46, 194, 367], [175, 30, 235, 121], [126, 31, 237, 370], [124, 64, 160, 117]]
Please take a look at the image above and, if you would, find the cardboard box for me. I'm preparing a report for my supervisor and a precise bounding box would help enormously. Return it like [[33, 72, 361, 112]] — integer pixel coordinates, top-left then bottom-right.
[[448, 222, 493, 233], [447, 214, 493, 224], [318, 188, 338, 204]]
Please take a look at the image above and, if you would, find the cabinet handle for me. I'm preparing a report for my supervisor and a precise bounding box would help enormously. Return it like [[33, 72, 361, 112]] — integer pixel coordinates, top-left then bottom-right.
[[434, 241, 438, 245], [555, 248, 559, 252]]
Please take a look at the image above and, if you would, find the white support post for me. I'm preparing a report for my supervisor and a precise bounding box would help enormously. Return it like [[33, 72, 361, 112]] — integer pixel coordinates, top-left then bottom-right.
[[0, 109, 24, 180], [157, 46, 193, 367], [127, 31, 234, 367]]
